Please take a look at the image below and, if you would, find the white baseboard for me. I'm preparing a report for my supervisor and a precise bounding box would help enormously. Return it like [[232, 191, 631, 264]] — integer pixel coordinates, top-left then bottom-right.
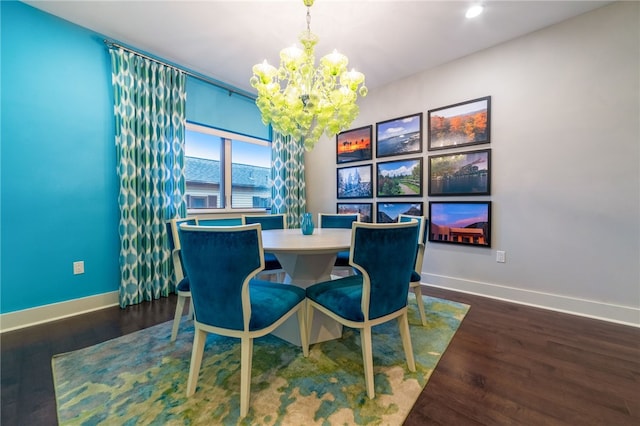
[[0, 291, 119, 333], [422, 273, 640, 328], [3, 277, 638, 332]]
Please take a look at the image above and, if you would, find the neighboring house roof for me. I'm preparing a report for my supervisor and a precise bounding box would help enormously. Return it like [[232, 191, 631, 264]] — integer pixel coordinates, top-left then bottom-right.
[[185, 157, 270, 188], [185, 157, 220, 183]]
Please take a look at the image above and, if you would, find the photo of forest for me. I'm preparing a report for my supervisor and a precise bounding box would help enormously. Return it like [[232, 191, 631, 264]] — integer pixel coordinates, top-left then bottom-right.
[[337, 165, 372, 199], [428, 97, 490, 150], [377, 158, 422, 197]]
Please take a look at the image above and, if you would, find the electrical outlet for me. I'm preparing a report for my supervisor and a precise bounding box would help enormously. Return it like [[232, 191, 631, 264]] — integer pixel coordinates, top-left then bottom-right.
[[73, 261, 85, 275], [496, 251, 506, 263]]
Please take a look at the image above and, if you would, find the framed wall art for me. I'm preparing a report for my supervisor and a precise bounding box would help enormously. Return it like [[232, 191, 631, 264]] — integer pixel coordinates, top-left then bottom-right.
[[428, 96, 491, 151], [337, 164, 373, 199], [428, 201, 491, 247], [375, 112, 423, 158], [337, 202, 373, 223], [376, 202, 424, 223], [376, 157, 423, 197], [336, 125, 372, 164], [428, 148, 491, 196]]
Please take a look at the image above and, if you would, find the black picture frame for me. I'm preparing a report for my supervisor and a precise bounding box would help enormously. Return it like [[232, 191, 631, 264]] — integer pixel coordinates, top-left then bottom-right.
[[428, 148, 491, 196], [376, 202, 424, 223], [336, 125, 372, 164], [428, 96, 491, 151], [337, 202, 373, 223], [376, 157, 423, 198], [375, 112, 423, 158], [428, 201, 491, 247], [337, 164, 373, 199]]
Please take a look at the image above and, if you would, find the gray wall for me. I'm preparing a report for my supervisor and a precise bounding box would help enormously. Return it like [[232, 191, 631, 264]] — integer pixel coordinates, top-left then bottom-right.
[[306, 2, 639, 325]]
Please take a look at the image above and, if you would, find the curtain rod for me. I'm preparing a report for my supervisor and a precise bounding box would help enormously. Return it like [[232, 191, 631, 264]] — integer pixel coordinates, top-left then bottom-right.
[[104, 40, 256, 101]]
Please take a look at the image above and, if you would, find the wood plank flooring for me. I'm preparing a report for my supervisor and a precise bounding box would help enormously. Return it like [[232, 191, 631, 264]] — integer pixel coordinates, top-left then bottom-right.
[[1, 287, 638, 425]]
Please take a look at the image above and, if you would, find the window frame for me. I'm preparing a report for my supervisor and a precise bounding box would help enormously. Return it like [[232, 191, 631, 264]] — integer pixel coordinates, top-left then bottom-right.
[[185, 122, 272, 214]]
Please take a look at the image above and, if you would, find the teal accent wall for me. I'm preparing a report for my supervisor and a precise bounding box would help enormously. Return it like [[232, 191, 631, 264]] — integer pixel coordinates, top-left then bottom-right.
[[1, 2, 119, 314], [0, 2, 266, 314]]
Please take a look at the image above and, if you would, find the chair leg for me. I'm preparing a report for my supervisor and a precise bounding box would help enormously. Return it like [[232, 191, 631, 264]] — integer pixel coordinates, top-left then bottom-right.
[[297, 302, 309, 357], [398, 312, 416, 372], [186, 328, 206, 397], [360, 325, 375, 399], [186, 296, 194, 320], [240, 337, 253, 418], [171, 294, 187, 341], [413, 283, 427, 326], [306, 302, 315, 348]]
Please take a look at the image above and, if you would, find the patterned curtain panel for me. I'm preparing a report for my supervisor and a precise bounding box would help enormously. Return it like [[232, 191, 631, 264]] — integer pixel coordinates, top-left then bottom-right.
[[109, 48, 187, 308], [271, 133, 307, 229]]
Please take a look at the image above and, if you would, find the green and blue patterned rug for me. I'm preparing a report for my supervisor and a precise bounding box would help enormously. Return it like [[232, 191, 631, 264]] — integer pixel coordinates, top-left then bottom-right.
[[52, 294, 469, 425]]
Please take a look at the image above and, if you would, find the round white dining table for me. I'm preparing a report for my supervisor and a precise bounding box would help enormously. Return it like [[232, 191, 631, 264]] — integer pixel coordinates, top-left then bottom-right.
[[260, 228, 352, 346], [261, 228, 352, 286]]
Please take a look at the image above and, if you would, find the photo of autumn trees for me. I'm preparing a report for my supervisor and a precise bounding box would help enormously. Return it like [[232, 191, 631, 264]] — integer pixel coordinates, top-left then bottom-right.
[[428, 96, 490, 151]]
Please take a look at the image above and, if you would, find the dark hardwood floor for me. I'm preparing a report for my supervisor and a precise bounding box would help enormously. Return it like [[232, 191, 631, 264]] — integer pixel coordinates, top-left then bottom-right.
[[2, 287, 638, 425]]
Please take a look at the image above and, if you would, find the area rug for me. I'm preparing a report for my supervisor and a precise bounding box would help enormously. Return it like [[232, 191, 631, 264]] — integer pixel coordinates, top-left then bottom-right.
[[52, 294, 469, 425]]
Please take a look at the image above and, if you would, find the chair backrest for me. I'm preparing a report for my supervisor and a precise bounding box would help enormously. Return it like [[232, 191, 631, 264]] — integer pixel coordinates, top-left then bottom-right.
[[198, 217, 243, 226], [166, 217, 198, 281], [178, 223, 264, 331], [350, 221, 419, 320], [166, 217, 199, 251], [398, 214, 428, 272], [318, 213, 360, 229], [242, 213, 287, 230]]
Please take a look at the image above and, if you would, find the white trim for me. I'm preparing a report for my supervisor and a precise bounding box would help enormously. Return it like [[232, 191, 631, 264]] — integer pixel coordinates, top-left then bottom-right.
[[0, 291, 119, 333], [6, 276, 637, 332], [420, 273, 640, 328], [186, 122, 269, 146], [187, 208, 268, 216]]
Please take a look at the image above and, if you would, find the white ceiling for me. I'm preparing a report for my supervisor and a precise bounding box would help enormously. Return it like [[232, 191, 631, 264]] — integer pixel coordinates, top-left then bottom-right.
[[24, 0, 611, 94]]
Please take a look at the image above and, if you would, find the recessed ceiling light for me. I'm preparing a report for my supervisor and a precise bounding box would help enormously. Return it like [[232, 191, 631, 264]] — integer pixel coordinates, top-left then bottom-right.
[[466, 4, 484, 19]]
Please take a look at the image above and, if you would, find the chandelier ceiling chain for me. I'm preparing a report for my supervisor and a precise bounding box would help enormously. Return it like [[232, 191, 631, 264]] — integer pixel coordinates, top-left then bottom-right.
[[250, 0, 367, 150], [305, 1, 311, 32]]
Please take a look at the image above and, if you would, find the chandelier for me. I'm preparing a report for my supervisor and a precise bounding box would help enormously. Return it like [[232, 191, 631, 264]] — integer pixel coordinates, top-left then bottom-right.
[[250, 0, 367, 150]]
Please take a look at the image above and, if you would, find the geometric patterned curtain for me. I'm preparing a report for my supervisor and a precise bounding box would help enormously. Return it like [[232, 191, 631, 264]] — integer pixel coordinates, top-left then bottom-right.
[[109, 47, 187, 308], [270, 132, 307, 229]]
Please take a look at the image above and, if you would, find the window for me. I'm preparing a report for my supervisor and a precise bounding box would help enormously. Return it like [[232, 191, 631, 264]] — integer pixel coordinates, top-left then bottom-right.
[[185, 123, 272, 211]]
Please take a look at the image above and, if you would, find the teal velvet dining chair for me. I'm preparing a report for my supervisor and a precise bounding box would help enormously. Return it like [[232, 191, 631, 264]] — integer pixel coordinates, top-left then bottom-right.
[[166, 216, 198, 341], [242, 213, 287, 279], [399, 214, 429, 326], [317, 213, 360, 275], [178, 223, 308, 418], [305, 221, 419, 399]]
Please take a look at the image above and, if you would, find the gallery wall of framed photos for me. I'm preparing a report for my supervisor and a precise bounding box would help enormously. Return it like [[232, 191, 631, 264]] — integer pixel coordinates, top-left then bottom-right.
[[334, 95, 492, 246]]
